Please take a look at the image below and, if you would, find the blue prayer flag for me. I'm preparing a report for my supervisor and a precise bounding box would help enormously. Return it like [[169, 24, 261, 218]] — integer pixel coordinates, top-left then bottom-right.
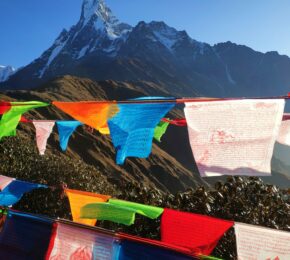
[[56, 121, 82, 151], [0, 210, 53, 259], [117, 239, 195, 260], [0, 180, 47, 206], [108, 98, 175, 164]]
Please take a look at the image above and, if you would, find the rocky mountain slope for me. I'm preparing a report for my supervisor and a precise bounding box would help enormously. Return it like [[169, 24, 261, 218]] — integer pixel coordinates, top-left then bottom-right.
[[3, 0, 290, 98]]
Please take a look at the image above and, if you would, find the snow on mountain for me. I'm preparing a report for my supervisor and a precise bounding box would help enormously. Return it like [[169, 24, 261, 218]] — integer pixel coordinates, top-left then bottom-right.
[[149, 22, 179, 51], [37, 0, 132, 78], [9, 0, 208, 83], [0, 65, 16, 82], [5, 0, 290, 99]]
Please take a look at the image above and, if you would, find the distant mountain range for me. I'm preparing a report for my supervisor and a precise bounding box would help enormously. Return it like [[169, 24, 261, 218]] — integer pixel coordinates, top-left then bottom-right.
[[2, 0, 290, 97], [0, 65, 15, 82]]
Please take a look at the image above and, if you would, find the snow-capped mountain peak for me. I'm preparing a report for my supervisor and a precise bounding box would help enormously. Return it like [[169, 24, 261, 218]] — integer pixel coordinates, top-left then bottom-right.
[[80, 0, 130, 38], [81, 0, 115, 24], [0, 65, 16, 82], [36, 0, 132, 78]]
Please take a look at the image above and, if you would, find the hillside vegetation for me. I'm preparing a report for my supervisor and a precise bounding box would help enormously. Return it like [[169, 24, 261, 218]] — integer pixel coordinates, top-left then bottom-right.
[[0, 136, 289, 259]]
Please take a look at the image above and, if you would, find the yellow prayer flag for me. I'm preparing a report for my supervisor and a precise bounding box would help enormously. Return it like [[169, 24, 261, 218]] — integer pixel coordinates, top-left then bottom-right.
[[65, 189, 111, 226]]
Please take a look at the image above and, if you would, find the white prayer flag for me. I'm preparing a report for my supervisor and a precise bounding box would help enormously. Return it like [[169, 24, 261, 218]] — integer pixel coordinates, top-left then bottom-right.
[[235, 223, 290, 260], [33, 121, 55, 155], [184, 99, 285, 177]]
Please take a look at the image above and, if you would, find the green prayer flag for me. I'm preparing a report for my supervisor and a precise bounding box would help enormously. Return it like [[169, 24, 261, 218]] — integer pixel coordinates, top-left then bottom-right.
[[154, 120, 170, 142], [0, 101, 49, 139], [108, 199, 164, 219], [81, 203, 137, 226]]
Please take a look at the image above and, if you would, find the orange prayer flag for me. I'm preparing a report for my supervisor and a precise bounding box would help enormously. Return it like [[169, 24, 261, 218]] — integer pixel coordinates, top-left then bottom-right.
[[52, 101, 119, 132], [65, 189, 111, 226]]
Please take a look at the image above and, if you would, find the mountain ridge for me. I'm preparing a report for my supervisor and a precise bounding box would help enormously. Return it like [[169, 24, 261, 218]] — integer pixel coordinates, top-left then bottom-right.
[[3, 0, 290, 98]]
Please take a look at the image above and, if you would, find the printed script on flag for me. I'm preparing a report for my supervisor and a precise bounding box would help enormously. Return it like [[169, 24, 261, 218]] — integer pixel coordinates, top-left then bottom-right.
[[235, 223, 290, 260], [184, 99, 285, 177]]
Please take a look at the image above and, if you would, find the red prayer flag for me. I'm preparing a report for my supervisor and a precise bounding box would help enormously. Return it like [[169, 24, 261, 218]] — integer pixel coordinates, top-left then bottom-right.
[[161, 118, 187, 126], [20, 116, 30, 123], [0, 102, 11, 115], [161, 208, 233, 255]]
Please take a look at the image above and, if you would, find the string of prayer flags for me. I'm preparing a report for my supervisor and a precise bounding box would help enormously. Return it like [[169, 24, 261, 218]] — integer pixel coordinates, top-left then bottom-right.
[[52, 101, 119, 133], [0, 210, 53, 259], [154, 119, 170, 142], [56, 121, 83, 151], [161, 208, 234, 255], [108, 199, 164, 219], [33, 121, 55, 155], [46, 222, 117, 259], [65, 189, 111, 226], [0, 101, 49, 139], [0, 178, 47, 206], [94, 117, 178, 137], [235, 223, 290, 260], [108, 98, 175, 164], [184, 99, 285, 177], [162, 118, 187, 126], [81, 203, 138, 226], [0, 175, 14, 191]]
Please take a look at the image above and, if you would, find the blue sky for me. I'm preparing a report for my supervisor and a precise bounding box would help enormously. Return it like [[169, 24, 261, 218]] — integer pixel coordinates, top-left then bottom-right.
[[1, 0, 290, 68]]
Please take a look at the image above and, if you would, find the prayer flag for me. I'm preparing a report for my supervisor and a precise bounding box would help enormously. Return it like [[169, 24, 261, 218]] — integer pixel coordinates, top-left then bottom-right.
[[154, 120, 170, 142], [0, 175, 15, 191], [56, 121, 82, 151], [109, 199, 164, 219], [117, 239, 195, 260], [20, 116, 30, 123], [162, 118, 187, 126], [33, 121, 55, 155], [0, 101, 11, 115], [0, 210, 53, 259], [235, 223, 290, 260], [108, 99, 175, 164], [81, 203, 138, 226], [277, 117, 290, 145], [65, 189, 111, 226], [184, 99, 285, 177], [0, 101, 49, 139], [161, 208, 233, 255], [52, 101, 119, 132], [46, 222, 117, 260], [0, 179, 47, 206]]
